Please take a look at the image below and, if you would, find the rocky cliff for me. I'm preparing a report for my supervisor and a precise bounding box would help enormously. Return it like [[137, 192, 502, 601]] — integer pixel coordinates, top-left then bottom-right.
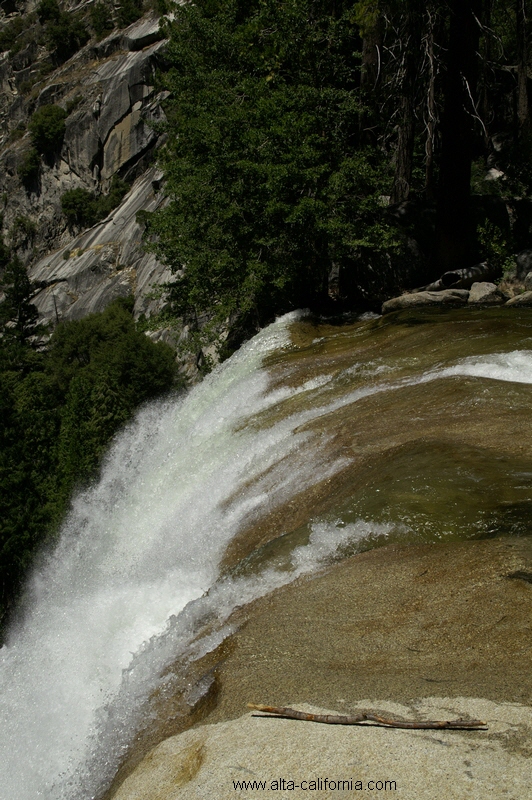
[[0, 4, 177, 335]]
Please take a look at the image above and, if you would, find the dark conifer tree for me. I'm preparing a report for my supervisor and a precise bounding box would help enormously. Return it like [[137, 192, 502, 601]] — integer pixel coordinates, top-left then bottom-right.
[[516, 0, 530, 138], [435, 0, 483, 271]]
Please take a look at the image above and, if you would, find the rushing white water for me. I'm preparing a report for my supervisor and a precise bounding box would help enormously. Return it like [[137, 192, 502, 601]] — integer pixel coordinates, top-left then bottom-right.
[[0, 312, 363, 800], [436, 349, 532, 383], [2, 311, 532, 800]]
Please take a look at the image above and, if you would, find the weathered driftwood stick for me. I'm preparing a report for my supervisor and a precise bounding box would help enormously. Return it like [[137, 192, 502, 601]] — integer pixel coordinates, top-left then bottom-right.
[[248, 704, 487, 730]]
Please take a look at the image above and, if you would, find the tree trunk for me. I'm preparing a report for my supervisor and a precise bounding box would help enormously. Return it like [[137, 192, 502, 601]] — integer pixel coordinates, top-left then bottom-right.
[[360, 18, 382, 92], [391, 94, 415, 204], [516, 0, 530, 138], [479, 0, 493, 149], [423, 5, 437, 202], [391, 4, 423, 204], [435, 0, 483, 272], [359, 9, 383, 144]]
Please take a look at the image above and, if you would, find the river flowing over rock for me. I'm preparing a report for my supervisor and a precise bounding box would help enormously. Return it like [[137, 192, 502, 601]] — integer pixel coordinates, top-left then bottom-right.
[[0, 307, 531, 800]]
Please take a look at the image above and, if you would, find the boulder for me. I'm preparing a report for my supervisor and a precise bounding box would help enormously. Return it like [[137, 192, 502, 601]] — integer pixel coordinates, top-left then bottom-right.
[[382, 289, 469, 314], [467, 281, 509, 305], [505, 290, 532, 307], [516, 249, 532, 280], [121, 16, 163, 52]]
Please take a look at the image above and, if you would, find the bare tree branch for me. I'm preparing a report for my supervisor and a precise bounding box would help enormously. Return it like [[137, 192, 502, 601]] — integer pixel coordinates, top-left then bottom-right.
[[248, 704, 488, 730]]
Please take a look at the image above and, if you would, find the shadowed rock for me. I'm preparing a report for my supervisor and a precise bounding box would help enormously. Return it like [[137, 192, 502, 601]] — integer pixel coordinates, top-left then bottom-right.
[[382, 289, 469, 313], [506, 290, 532, 307]]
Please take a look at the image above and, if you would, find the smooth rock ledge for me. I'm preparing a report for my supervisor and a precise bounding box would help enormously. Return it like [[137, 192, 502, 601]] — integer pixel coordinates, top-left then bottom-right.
[[111, 698, 532, 800]]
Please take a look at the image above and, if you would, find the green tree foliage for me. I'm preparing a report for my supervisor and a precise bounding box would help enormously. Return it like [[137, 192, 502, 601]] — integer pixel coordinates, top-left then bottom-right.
[[47, 14, 89, 64], [36, 0, 91, 65], [90, 2, 114, 38], [352, 0, 380, 35], [0, 368, 60, 621], [18, 148, 41, 188], [152, 0, 532, 321], [117, 0, 144, 28], [0, 296, 177, 633], [61, 187, 98, 227], [11, 216, 37, 250], [96, 176, 130, 218], [0, 14, 26, 53], [37, 0, 61, 23], [0, 257, 40, 345], [28, 105, 67, 158], [0, 11, 41, 57], [149, 0, 401, 351], [61, 177, 130, 228]]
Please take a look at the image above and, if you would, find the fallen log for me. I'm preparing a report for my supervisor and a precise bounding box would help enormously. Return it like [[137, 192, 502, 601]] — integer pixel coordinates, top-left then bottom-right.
[[248, 703, 487, 730], [415, 262, 494, 292]]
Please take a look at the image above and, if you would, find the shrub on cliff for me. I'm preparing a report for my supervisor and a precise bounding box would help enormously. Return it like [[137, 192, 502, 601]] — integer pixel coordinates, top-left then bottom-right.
[[90, 2, 114, 38], [96, 176, 130, 217], [61, 188, 98, 227], [0, 15, 26, 54], [28, 105, 67, 158], [46, 13, 90, 63], [117, 0, 144, 27], [61, 177, 130, 229], [10, 216, 37, 250], [37, 0, 61, 23], [18, 148, 41, 188], [36, 0, 90, 65], [0, 257, 40, 345]]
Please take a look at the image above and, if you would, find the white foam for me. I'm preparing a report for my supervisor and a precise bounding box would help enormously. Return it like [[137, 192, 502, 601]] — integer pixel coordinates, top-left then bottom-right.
[[436, 349, 532, 384], [0, 315, 290, 798], [0, 311, 352, 800], [291, 519, 394, 571], [72, 518, 392, 799]]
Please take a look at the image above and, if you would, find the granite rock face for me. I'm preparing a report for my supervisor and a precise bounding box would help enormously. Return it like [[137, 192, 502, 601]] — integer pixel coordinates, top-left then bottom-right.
[[107, 532, 532, 800], [30, 167, 171, 321], [110, 699, 532, 800], [516, 248, 532, 280], [0, 10, 171, 329]]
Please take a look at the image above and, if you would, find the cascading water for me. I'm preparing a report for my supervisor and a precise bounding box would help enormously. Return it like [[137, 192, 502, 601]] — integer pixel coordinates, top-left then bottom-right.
[[1, 308, 532, 800], [0, 311, 352, 800]]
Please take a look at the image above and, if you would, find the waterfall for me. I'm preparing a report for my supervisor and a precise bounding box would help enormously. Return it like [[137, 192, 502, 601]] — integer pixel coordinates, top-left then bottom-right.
[[0, 311, 357, 800], [1, 309, 532, 800]]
